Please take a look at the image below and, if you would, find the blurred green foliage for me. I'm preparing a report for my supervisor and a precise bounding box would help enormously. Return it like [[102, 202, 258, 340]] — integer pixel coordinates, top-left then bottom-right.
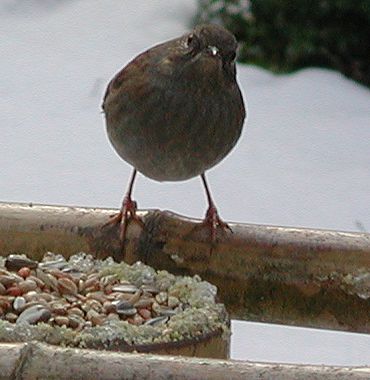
[[196, 0, 370, 86]]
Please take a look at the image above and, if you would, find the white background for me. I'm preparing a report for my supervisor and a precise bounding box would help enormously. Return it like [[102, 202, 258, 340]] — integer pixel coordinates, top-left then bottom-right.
[[1, 0, 369, 365]]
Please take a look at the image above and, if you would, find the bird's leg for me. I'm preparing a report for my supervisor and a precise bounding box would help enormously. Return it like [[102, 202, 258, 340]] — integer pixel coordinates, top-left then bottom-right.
[[103, 169, 144, 242], [200, 173, 232, 243]]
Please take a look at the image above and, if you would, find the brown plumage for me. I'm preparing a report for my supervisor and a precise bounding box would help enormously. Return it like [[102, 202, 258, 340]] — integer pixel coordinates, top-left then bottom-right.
[[102, 24, 246, 246]]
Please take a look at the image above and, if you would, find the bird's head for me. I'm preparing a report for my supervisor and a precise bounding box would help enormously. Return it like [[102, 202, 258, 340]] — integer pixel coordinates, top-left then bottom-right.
[[179, 24, 238, 80]]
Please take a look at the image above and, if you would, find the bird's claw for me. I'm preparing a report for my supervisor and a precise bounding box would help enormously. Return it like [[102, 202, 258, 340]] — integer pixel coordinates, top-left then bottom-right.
[[102, 196, 144, 243], [201, 205, 232, 244]]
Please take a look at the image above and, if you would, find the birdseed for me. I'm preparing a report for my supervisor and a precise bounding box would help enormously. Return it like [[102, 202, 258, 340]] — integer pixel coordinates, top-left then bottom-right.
[[0, 252, 229, 349]]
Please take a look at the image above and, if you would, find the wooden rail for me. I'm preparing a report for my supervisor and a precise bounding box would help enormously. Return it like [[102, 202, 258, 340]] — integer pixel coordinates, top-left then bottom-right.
[[1, 201, 370, 333], [0, 342, 369, 380]]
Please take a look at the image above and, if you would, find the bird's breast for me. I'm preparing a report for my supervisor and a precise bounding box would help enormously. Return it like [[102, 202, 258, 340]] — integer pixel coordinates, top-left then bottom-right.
[[105, 58, 245, 181]]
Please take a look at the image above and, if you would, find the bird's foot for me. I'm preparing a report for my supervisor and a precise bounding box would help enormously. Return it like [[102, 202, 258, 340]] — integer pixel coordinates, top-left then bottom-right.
[[201, 205, 232, 244], [103, 196, 144, 242]]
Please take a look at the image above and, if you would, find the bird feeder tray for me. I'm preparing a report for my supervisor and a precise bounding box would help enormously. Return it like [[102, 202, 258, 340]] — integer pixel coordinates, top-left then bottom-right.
[[0, 203, 230, 359]]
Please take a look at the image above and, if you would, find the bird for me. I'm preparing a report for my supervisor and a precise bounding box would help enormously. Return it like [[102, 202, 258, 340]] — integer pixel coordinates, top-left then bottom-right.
[[102, 23, 246, 247]]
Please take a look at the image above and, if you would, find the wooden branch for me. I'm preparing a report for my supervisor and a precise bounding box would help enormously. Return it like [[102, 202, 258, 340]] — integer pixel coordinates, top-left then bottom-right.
[[1, 342, 369, 380], [1, 202, 370, 333]]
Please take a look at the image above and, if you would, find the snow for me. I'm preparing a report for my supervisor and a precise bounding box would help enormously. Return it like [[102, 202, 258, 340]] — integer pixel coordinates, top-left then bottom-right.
[[232, 321, 370, 366], [1, 0, 369, 366]]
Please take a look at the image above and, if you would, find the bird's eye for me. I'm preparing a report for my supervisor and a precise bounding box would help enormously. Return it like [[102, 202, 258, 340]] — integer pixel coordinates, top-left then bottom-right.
[[187, 34, 194, 46], [185, 33, 199, 50]]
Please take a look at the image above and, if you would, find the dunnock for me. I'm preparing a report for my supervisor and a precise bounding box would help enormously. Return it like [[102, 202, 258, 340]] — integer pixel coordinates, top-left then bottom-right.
[[102, 24, 246, 245]]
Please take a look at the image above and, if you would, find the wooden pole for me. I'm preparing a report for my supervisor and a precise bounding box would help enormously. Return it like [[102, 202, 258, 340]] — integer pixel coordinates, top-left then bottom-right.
[[0, 342, 369, 380], [1, 202, 369, 333]]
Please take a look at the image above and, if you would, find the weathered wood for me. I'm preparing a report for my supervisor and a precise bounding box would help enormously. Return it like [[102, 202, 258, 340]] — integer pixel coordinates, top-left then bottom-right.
[[0, 343, 24, 380], [1, 201, 370, 333], [0, 342, 368, 380]]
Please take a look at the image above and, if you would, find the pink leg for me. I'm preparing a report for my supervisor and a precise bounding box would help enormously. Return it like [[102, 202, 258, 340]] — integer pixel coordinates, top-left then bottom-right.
[[103, 169, 144, 242], [200, 173, 232, 242]]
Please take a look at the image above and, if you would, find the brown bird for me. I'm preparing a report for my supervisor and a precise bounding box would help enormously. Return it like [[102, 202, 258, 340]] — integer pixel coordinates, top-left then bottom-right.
[[102, 24, 246, 245]]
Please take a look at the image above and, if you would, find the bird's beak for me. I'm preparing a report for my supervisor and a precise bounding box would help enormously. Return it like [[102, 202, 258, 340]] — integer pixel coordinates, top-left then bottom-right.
[[206, 46, 219, 57]]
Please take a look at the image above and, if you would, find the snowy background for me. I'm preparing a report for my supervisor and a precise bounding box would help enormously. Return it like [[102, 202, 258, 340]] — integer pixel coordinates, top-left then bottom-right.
[[1, 0, 369, 365]]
